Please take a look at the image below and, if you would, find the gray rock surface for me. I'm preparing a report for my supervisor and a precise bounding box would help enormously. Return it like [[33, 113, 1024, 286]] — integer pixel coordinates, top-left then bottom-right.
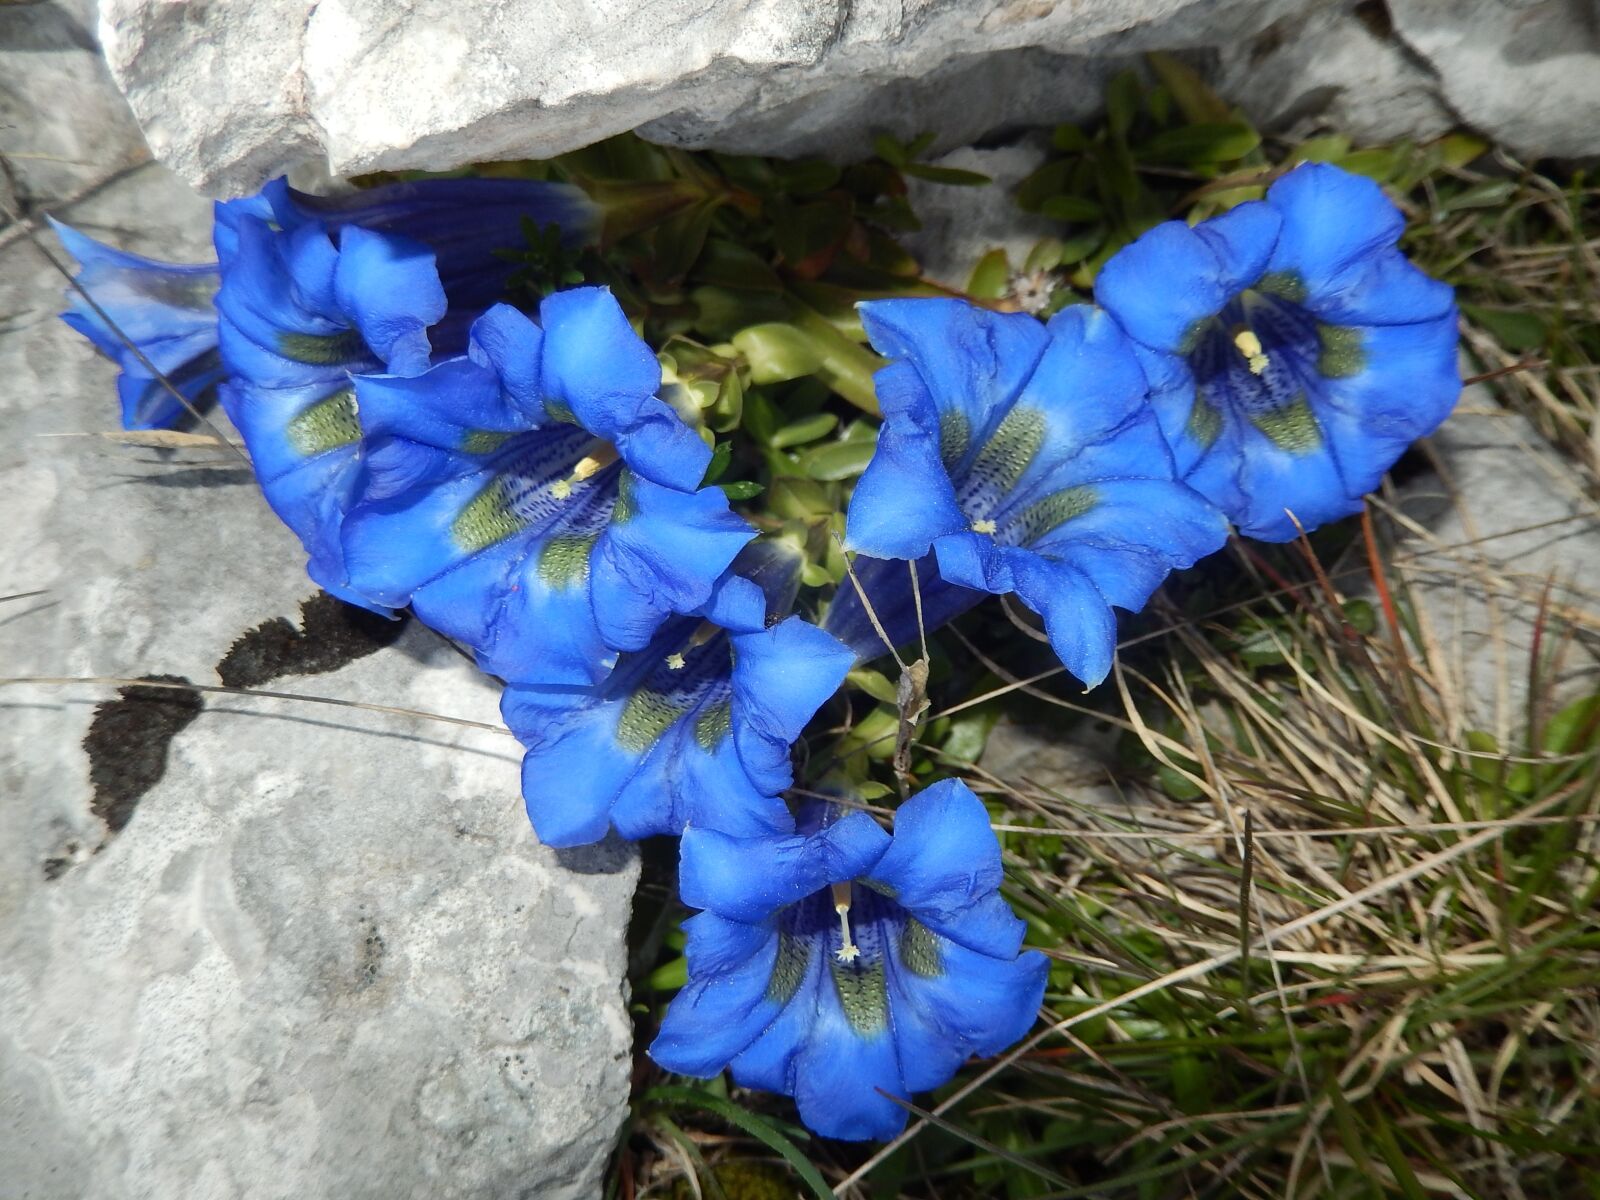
[[95, 0, 1600, 199], [0, 29, 638, 1197], [1382, 396, 1600, 731], [0, 0, 150, 215]]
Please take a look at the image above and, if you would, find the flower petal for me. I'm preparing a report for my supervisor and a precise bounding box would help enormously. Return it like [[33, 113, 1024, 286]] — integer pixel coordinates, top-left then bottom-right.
[[791, 997, 908, 1141], [728, 616, 855, 796], [1094, 202, 1280, 354], [651, 920, 785, 1078], [678, 814, 890, 924], [331, 225, 446, 376], [538, 287, 710, 491]]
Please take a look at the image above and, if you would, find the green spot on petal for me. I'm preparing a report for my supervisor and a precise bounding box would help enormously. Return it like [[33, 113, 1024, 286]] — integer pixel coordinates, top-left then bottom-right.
[[285, 387, 360, 457], [611, 468, 637, 523], [970, 406, 1045, 495], [767, 930, 810, 1005], [616, 688, 688, 753], [451, 479, 527, 553], [830, 957, 889, 1035], [537, 533, 598, 588], [939, 409, 971, 470], [1250, 394, 1322, 454], [461, 429, 514, 455], [1176, 316, 1208, 356], [899, 919, 943, 978], [1013, 484, 1097, 542], [1255, 271, 1308, 304], [1186, 391, 1224, 450], [694, 700, 733, 751], [277, 328, 368, 366], [1316, 324, 1365, 379]]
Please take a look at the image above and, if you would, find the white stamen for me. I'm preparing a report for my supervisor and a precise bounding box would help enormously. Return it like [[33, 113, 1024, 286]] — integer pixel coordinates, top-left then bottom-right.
[[1233, 329, 1269, 376], [971, 518, 997, 535], [572, 442, 620, 480], [665, 652, 686, 670], [552, 441, 619, 499], [831, 880, 861, 964]]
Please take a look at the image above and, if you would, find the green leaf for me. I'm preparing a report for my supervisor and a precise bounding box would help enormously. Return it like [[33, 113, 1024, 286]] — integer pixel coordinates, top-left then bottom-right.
[[967, 248, 1012, 300], [700, 440, 732, 486], [1055, 226, 1106, 266], [1439, 178, 1518, 213], [799, 437, 878, 481], [1039, 194, 1103, 222], [1334, 145, 1407, 182], [1461, 303, 1548, 352], [1015, 159, 1072, 213], [767, 476, 832, 519], [942, 707, 999, 764], [733, 323, 822, 383], [1051, 123, 1088, 152], [1544, 694, 1600, 756], [873, 133, 909, 167], [1293, 133, 1352, 164], [847, 668, 899, 705], [718, 480, 765, 500], [1145, 51, 1232, 124], [642, 1086, 837, 1200], [644, 955, 687, 991], [1435, 131, 1489, 170], [1158, 763, 1203, 801], [695, 238, 783, 292], [770, 412, 839, 449], [1140, 122, 1261, 165], [770, 158, 842, 194], [906, 131, 937, 159], [903, 163, 992, 186], [1106, 69, 1143, 139]]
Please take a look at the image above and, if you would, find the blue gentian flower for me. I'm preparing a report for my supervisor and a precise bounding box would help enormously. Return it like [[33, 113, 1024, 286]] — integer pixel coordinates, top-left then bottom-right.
[[846, 298, 1229, 688], [215, 209, 448, 610], [212, 176, 598, 610], [650, 779, 1049, 1142], [501, 551, 854, 847], [49, 220, 224, 431], [1094, 162, 1460, 542], [342, 292, 754, 683]]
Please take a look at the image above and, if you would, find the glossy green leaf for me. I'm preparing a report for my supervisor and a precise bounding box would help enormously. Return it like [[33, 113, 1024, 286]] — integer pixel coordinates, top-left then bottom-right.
[[800, 437, 878, 481], [1141, 122, 1261, 165], [771, 412, 839, 449]]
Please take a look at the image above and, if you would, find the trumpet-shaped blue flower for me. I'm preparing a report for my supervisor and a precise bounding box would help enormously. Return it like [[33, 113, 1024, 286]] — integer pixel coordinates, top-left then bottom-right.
[[50, 220, 224, 431], [212, 176, 597, 610], [650, 779, 1048, 1142], [501, 555, 854, 847], [1094, 162, 1460, 542], [215, 210, 448, 610], [846, 298, 1228, 687], [344, 292, 754, 683]]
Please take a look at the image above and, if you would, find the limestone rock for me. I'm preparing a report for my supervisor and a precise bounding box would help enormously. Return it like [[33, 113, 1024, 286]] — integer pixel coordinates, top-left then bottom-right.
[[0, 0, 150, 217], [93, 0, 1600, 199], [1381, 396, 1600, 729], [0, 163, 635, 1200]]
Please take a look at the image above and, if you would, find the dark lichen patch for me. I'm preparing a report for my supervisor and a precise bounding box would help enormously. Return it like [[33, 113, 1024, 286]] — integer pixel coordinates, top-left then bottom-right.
[[217, 592, 409, 689], [82, 675, 202, 839]]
